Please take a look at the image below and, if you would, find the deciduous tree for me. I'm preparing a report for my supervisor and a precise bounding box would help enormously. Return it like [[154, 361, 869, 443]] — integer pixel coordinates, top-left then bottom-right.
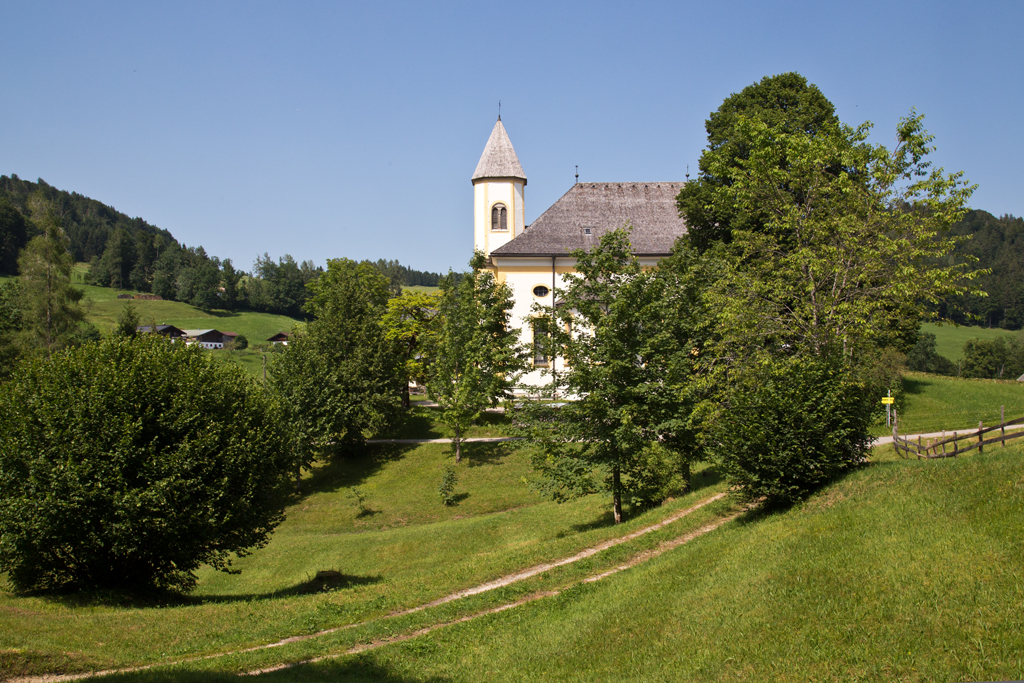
[[0, 335, 294, 593], [383, 290, 440, 409], [271, 258, 402, 463], [516, 229, 711, 522], [427, 254, 523, 462]]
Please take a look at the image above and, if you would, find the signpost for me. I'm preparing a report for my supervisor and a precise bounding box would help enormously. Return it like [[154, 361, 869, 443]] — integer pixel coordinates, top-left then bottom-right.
[[881, 390, 894, 427]]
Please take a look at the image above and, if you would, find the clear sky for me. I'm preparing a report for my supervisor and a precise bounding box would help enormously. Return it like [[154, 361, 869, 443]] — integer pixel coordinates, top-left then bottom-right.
[[2, 1, 1020, 274]]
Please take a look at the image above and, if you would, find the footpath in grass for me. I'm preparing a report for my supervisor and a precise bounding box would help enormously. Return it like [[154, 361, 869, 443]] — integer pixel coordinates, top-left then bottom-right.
[[0, 411, 727, 680], [244, 444, 1024, 683]]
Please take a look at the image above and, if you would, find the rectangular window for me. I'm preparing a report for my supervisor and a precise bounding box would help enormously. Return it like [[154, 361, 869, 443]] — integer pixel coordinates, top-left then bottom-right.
[[533, 317, 550, 366]]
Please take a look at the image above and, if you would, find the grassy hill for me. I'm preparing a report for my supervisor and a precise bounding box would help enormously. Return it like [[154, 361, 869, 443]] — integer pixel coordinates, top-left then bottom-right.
[[2, 404, 1023, 682], [922, 321, 1019, 362]]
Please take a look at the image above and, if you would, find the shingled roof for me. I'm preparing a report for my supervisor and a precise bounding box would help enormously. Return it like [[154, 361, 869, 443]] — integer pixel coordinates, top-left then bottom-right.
[[471, 119, 527, 184], [491, 182, 686, 257]]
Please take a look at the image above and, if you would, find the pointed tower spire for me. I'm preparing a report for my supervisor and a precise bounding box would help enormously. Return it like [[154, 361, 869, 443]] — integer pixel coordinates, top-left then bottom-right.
[[472, 119, 527, 185]]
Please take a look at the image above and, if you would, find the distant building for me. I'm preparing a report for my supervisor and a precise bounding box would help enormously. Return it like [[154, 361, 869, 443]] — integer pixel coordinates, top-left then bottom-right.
[[267, 332, 290, 346], [136, 324, 186, 340], [471, 117, 687, 389], [181, 329, 225, 349], [221, 331, 239, 346]]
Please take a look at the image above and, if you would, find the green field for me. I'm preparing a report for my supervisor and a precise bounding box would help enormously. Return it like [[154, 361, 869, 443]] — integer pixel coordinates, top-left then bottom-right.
[[3, 402, 1024, 682], [871, 371, 1024, 436], [922, 321, 1019, 361]]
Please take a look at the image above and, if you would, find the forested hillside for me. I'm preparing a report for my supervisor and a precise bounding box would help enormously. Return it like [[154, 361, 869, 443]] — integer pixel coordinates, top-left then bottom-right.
[[0, 175, 442, 317], [938, 209, 1024, 329], [0, 174, 174, 273]]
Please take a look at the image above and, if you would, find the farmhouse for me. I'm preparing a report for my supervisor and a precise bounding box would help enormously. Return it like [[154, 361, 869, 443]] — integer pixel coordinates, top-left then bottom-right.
[[472, 118, 687, 389], [267, 332, 290, 346], [181, 329, 226, 349]]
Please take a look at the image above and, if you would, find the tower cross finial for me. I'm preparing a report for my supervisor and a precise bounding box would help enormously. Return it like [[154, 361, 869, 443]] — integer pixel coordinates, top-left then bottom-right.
[[498, 100, 501, 121], [575, 165, 579, 184]]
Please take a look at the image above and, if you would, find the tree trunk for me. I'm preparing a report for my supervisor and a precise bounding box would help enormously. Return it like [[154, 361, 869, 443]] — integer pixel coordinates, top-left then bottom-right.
[[402, 382, 410, 410], [454, 424, 462, 463], [612, 465, 623, 524]]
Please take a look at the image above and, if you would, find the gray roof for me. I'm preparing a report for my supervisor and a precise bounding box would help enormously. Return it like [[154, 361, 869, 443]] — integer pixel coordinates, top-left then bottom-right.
[[471, 119, 527, 184], [491, 182, 687, 257]]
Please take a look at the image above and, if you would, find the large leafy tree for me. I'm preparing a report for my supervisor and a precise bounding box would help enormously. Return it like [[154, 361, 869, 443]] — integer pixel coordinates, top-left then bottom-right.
[[695, 105, 978, 505], [427, 254, 523, 462], [517, 229, 711, 523], [0, 335, 294, 593], [271, 258, 402, 461], [382, 290, 440, 409], [677, 72, 839, 252]]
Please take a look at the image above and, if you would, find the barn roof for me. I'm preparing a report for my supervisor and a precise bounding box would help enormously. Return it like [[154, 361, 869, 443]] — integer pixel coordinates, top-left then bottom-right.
[[490, 182, 687, 257]]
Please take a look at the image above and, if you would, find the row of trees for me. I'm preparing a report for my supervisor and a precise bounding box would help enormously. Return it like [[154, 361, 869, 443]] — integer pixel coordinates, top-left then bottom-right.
[[515, 73, 978, 517], [0, 245, 515, 593]]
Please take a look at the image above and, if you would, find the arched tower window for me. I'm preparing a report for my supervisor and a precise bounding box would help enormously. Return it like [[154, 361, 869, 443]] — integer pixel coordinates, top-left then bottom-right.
[[491, 203, 508, 231]]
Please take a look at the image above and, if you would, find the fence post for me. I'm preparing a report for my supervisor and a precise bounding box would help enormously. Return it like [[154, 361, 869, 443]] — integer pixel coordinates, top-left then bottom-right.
[[917, 435, 924, 460], [941, 431, 946, 458], [953, 432, 958, 457], [1001, 406, 1006, 447], [978, 421, 984, 455]]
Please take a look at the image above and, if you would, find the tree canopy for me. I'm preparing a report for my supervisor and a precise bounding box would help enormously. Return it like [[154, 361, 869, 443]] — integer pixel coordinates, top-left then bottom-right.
[[0, 335, 294, 593], [676, 72, 839, 252], [427, 254, 523, 462], [271, 258, 403, 461]]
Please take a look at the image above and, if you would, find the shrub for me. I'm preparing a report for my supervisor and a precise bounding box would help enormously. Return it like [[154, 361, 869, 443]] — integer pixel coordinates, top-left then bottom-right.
[[0, 335, 294, 593], [231, 334, 249, 350], [709, 354, 874, 507], [438, 465, 459, 506]]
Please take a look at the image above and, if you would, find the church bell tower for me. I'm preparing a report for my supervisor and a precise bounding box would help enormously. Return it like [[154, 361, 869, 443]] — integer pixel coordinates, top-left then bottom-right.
[[472, 117, 526, 258]]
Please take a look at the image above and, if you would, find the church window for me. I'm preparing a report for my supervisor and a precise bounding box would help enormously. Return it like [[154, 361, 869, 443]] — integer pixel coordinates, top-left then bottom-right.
[[533, 285, 549, 298], [532, 317, 550, 366], [491, 204, 508, 231]]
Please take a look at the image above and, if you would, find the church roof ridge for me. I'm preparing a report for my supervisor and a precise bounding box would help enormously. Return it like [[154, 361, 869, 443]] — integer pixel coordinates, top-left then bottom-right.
[[472, 119, 527, 184]]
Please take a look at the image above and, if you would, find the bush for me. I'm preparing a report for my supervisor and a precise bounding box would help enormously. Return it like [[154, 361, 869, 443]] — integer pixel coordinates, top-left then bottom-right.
[[0, 335, 294, 593], [438, 465, 459, 506], [231, 334, 249, 350], [710, 354, 874, 507]]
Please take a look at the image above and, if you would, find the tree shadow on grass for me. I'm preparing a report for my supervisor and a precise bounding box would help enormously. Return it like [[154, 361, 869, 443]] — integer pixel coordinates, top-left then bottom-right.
[[687, 466, 724, 494], [563, 510, 617, 536], [31, 572, 386, 608], [92, 658, 452, 683], [902, 376, 932, 395], [461, 441, 515, 467], [373, 407, 446, 440], [295, 442, 418, 500]]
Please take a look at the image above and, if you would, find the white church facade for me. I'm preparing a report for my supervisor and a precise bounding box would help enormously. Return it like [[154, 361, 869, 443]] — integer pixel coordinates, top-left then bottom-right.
[[471, 118, 688, 389]]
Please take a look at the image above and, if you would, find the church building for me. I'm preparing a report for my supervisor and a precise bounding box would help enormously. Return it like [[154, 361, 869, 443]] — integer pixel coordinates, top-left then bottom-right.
[[472, 117, 688, 389]]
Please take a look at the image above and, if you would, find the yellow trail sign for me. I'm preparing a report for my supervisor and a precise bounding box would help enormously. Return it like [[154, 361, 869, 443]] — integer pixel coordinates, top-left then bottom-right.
[[881, 397, 895, 405]]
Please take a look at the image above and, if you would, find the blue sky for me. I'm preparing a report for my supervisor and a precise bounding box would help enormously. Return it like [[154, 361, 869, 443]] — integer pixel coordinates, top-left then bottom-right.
[[2, 1, 1020, 274]]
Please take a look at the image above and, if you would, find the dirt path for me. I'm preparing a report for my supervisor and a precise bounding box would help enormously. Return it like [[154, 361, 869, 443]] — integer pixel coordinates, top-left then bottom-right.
[[242, 508, 743, 676], [10, 492, 730, 683]]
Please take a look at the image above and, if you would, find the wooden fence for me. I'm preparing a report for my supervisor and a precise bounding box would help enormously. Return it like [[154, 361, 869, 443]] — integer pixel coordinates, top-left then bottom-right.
[[891, 406, 1024, 459]]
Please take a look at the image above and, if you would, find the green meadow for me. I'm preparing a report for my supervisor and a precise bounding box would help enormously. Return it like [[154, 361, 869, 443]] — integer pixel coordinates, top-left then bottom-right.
[[877, 372, 1024, 436], [922, 321, 1019, 362], [2, 400, 1024, 682]]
